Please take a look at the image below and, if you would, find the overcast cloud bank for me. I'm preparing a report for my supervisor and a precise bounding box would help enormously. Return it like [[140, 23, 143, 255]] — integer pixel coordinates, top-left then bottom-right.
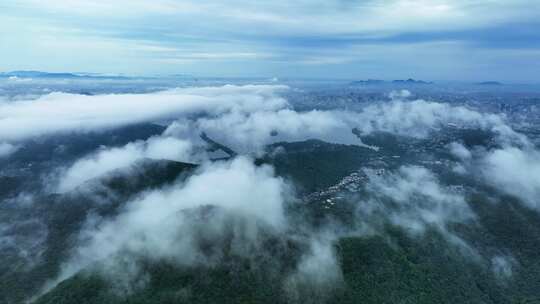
[[3, 1, 540, 81]]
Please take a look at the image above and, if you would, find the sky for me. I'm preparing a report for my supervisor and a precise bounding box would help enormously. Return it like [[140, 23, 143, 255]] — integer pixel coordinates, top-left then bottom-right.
[[1, 0, 539, 81]]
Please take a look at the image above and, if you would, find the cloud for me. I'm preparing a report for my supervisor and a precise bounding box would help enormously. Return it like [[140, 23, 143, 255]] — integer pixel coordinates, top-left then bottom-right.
[[353, 97, 524, 144], [388, 89, 412, 99], [7, 83, 534, 299], [4, 84, 517, 153], [481, 147, 540, 210], [168, 88, 524, 154], [0, 85, 288, 142], [20, 83, 539, 299], [284, 236, 343, 303], [177, 109, 358, 154], [0, 218, 47, 268], [53, 157, 291, 285], [7, 76, 32, 82], [8, 1, 540, 36], [56, 136, 193, 192], [0, 194, 47, 269], [446, 140, 540, 213], [46, 155, 344, 299], [3, 1, 540, 79], [448, 142, 472, 161], [0, 142, 19, 158], [3, 84, 524, 190], [358, 166, 475, 246], [2, 85, 525, 189], [491, 255, 516, 280]]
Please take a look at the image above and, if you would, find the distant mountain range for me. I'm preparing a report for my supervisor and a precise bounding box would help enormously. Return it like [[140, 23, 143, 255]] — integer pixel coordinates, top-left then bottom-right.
[[475, 81, 503, 86], [0, 72, 505, 86], [0, 70, 131, 79], [350, 79, 508, 86], [350, 78, 434, 85]]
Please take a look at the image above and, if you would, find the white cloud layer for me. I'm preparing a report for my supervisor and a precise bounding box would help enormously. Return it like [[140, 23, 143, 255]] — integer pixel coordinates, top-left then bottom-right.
[[2, 86, 522, 153], [481, 147, 540, 210], [190, 96, 524, 153], [360, 166, 474, 240], [54, 157, 291, 285], [4, 85, 530, 200], [56, 136, 193, 192], [0, 85, 288, 142], [445, 139, 540, 211], [24, 84, 540, 297]]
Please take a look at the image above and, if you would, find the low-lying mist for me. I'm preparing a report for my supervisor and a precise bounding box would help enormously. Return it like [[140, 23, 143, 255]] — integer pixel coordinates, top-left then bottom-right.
[[1, 84, 540, 302]]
